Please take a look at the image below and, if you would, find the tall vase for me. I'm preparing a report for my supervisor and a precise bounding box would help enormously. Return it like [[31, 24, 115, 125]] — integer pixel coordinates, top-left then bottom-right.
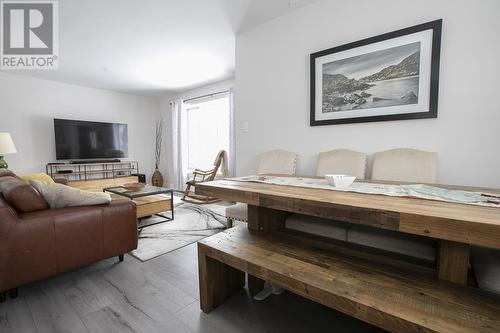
[[152, 168, 164, 187]]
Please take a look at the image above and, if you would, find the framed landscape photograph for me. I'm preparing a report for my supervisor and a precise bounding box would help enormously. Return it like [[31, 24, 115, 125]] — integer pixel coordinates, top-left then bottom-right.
[[310, 19, 442, 126]]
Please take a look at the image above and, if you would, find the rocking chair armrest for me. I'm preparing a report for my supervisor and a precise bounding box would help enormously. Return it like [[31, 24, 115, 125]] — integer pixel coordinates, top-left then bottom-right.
[[193, 168, 215, 175]]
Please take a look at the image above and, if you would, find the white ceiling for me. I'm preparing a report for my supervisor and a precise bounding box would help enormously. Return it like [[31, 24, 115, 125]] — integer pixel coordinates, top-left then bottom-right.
[[3, 0, 318, 96]]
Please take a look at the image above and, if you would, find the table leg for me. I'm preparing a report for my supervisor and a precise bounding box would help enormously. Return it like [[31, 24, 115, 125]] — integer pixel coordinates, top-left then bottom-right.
[[246, 205, 287, 296], [247, 205, 287, 232], [437, 240, 470, 285]]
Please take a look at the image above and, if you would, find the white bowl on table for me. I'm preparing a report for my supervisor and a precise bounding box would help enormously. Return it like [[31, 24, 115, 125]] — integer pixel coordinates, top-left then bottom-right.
[[325, 175, 356, 188]]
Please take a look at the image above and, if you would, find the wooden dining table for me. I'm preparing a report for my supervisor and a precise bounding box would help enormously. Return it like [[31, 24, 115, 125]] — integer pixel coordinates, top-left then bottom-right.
[[196, 177, 500, 285]]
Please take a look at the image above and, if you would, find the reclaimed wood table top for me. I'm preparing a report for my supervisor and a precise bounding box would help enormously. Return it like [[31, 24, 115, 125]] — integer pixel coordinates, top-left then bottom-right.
[[196, 178, 500, 249]]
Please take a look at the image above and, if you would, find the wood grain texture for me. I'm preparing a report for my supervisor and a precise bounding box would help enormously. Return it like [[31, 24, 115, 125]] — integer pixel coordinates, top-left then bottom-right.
[[437, 240, 470, 285], [278, 229, 436, 277], [196, 179, 500, 249], [134, 194, 172, 218], [247, 205, 287, 232], [69, 176, 138, 192], [199, 226, 500, 333], [261, 194, 400, 230], [198, 243, 246, 313]]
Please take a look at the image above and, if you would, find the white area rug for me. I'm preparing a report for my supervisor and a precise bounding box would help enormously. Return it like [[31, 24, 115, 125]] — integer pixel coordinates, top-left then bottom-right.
[[130, 198, 228, 262]]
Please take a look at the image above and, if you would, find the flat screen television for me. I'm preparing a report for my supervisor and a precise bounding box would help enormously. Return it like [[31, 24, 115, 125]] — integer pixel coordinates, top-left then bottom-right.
[[54, 119, 129, 160]]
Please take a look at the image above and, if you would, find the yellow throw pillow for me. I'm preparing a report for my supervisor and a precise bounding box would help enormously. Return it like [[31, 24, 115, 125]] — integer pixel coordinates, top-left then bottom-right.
[[19, 172, 55, 185]]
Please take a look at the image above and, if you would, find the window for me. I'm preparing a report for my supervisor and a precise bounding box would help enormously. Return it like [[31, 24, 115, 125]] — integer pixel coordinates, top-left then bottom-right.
[[184, 94, 230, 171]]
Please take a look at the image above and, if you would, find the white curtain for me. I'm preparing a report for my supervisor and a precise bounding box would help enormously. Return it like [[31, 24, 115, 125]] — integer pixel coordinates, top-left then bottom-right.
[[228, 88, 236, 177], [171, 100, 186, 190], [171, 90, 235, 189]]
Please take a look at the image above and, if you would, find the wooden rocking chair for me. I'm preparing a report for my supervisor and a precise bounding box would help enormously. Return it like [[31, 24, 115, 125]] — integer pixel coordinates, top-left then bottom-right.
[[181, 150, 228, 204]]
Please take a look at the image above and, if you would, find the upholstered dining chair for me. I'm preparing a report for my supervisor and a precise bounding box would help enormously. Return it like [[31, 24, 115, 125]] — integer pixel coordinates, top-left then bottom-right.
[[257, 149, 298, 175], [286, 149, 367, 240], [371, 148, 438, 183], [290, 147, 439, 264], [225, 149, 297, 225], [315, 149, 367, 178], [346, 148, 439, 263]]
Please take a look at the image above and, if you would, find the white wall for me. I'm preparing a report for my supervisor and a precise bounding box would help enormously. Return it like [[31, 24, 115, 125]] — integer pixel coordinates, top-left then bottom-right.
[[235, 0, 500, 187], [158, 78, 235, 188], [0, 73, 158, 180]]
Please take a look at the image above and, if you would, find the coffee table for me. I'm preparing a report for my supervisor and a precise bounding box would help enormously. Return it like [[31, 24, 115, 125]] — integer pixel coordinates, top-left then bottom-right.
[[104, 184, 174, 229]]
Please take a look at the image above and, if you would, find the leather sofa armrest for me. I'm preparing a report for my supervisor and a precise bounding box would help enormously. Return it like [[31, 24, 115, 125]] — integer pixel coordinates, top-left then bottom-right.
[[19, 200, 137, 269], [1, 200, 137, 292], [0, 202, 18, 237], [101, 200, 138, 256], [1, 204, 58, 292]]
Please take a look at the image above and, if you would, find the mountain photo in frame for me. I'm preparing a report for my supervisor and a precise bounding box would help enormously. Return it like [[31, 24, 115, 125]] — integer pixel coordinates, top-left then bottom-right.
[[310, 20, 442, 126]]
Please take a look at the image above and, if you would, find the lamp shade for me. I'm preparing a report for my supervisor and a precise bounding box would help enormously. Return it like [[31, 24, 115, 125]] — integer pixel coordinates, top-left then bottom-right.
[[0, 133, 17, 155]]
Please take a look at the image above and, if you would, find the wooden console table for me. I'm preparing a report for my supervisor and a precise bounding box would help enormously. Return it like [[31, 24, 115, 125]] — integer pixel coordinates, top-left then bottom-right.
[[195, 178, 500, 332]]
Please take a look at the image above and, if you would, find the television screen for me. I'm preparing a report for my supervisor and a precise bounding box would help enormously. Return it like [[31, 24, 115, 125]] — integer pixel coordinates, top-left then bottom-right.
[[54, 119, 129, 160]]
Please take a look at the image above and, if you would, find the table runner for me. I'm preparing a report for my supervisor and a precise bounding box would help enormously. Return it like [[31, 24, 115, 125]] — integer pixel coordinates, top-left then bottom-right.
[[229, 175, 500, 208]]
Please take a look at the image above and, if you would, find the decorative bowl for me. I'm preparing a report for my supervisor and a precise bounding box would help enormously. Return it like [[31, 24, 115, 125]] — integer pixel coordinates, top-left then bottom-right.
[[325, 175, 356, 188], [122, 183, 146, 191]]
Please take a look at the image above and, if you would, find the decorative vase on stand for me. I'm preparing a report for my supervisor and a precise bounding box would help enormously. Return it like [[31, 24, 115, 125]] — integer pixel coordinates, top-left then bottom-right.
[[152, 167, 164, 187]]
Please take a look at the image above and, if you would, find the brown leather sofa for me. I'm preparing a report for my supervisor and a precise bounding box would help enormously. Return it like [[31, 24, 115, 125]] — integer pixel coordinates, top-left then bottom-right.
[[0, 170, 138, 301]]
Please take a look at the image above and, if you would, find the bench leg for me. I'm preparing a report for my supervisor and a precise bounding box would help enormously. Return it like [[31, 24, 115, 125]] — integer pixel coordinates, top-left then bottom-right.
[[118, 254, 124, 262], [437, 240, 470, 285], [198, 248, 245, 313]]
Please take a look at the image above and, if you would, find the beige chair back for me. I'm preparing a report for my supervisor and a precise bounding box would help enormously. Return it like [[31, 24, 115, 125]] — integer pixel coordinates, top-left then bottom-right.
[[316, 149, 367, 179], [258, 149, 297, 175], [371, 148, 437, 183]]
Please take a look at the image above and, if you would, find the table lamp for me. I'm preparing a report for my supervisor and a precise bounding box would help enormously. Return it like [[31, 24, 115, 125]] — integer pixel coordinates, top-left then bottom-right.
[[0, 133, 17, 169]]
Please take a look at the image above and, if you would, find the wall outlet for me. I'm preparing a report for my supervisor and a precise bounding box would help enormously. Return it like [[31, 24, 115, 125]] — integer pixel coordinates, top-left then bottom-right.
[[243, 122, 249, 133]]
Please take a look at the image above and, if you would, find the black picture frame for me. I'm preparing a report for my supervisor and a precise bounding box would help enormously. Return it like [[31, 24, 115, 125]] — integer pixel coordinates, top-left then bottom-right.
[[310, 19, 442, 126]]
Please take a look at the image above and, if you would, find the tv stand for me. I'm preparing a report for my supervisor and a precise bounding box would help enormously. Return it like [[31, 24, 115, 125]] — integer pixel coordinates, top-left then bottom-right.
[[70, 159, 121, 164], [46, 160, 139, 181]]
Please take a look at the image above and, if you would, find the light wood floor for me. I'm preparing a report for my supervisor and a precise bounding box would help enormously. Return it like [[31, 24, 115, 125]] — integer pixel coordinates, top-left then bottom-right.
[[0, 243, 385, 333]]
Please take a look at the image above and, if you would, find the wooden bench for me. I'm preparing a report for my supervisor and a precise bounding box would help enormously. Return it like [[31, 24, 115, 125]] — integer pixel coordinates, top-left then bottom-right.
[[198, 226, 500, 333]]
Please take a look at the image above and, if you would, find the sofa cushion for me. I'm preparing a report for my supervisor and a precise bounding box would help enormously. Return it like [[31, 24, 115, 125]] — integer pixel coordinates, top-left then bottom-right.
[[285, 214, 348, 241], [0, 169, 18, 179], [30, 179, 111, 208], [347, 225, 436, 261], [471, 246, 500, 295], [0, 176, 48, 212], [19, 172, 55, 184]]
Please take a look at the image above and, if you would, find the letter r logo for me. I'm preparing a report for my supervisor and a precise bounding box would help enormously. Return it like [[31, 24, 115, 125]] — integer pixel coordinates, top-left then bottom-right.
[[2, 2, 53, 54]]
